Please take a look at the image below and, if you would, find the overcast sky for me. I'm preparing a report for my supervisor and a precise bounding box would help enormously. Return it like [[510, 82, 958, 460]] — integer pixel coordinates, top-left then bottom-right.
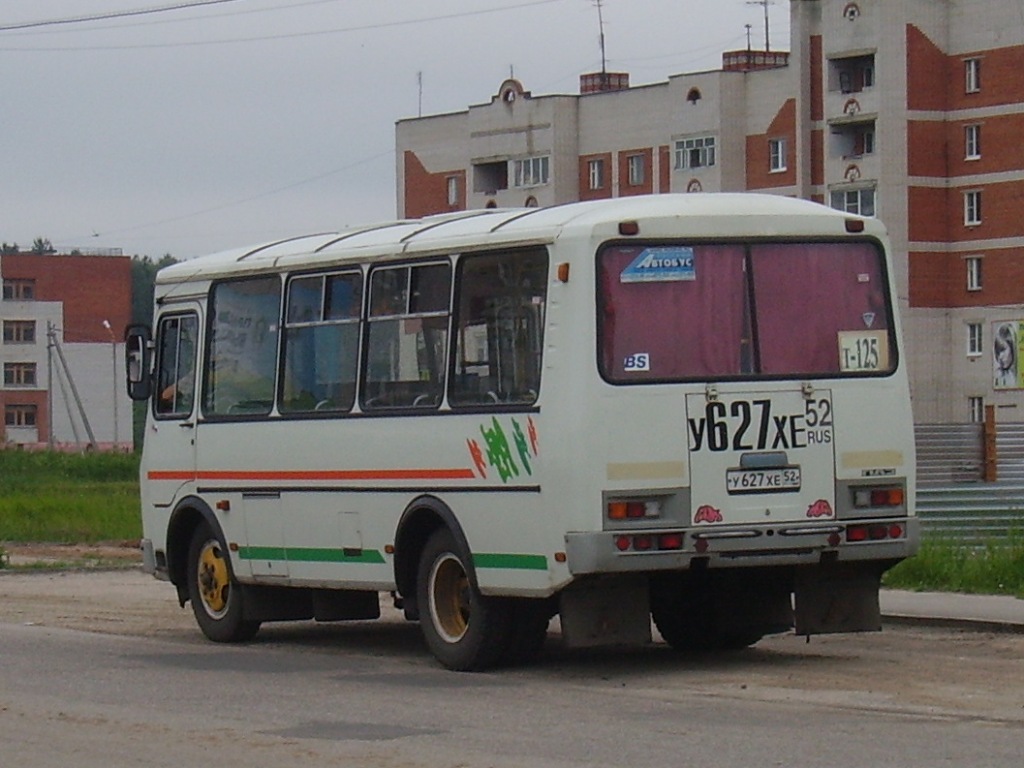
[[1, 0, 791, 260]]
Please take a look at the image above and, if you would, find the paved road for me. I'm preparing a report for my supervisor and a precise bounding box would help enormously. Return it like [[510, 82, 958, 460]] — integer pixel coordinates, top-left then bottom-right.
[[1, 571, 1023, 767]]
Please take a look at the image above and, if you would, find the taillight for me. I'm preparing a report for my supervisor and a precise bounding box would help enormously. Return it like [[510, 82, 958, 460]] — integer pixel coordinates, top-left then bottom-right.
[[607, 499, 662, 520], [853, 486, 905, 508]]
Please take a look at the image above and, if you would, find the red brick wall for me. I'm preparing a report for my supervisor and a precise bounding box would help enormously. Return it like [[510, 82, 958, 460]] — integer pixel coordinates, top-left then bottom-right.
[[907, 186, 949, 244], [578, 153, 613, 201], [947, 114, 1024, 176], [810, 35, 824, 122], [907, 120, 948, 177], [746, 99, 797, 189], [906, 24, 949, 111], [658, 145, 671, 193], [403, 151, 465, 218], [3, 253, 130, 342], [617, 148, 654, 197], [947, 44, 1024, 111], [911, 247, 1024, 308]]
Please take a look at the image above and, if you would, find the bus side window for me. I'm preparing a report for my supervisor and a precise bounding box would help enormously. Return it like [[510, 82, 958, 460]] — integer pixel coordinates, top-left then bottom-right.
[[155, 314, 198, 418], [203, 277, 281, 417], [450, 249, 548, 406], [362, 262, 451, 410], [280, 271, 361, 414]]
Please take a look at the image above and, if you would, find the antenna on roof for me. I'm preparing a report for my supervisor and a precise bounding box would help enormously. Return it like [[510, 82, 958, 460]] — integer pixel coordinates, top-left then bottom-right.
[[593, 0, 607, 75], [745, 0, 774, 52]]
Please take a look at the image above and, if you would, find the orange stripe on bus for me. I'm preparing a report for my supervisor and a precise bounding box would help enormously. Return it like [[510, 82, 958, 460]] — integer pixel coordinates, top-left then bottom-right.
[[147, 468, 477, 481]]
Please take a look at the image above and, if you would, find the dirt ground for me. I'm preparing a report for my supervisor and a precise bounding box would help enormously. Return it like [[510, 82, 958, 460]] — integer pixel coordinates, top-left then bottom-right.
[[2, 546, 1023, 725]]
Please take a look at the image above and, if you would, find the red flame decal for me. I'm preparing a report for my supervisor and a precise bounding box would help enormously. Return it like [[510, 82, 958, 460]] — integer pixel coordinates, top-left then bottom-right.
[[806, 499, 834, 518], [694, 505, 723, 524]]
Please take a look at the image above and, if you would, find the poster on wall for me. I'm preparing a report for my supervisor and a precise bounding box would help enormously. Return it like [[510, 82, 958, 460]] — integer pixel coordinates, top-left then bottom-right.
[[992, 320, 1024, 389]]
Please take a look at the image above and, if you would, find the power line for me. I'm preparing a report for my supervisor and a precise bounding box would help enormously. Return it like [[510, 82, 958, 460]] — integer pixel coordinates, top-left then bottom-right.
[[0, 0, 245, 32], [3, 0, 345, 37], [0, 0, 569, 51], [65, 148, 393, 244]]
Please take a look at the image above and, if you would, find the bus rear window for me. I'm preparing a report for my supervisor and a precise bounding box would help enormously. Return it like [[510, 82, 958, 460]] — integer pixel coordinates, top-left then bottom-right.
[[598, 241, 894, 383]]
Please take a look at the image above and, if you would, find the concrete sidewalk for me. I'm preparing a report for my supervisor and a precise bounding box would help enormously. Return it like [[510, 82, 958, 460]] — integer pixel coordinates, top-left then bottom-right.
[[881, 589, 1024, 633]]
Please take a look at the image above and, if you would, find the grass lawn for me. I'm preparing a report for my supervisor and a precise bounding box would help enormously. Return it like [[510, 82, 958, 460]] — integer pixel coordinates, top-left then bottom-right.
[[0, 450, 141, 546]]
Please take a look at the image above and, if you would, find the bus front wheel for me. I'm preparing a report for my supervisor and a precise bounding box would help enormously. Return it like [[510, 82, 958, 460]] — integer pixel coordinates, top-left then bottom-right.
[[187, 523, 260, 643], [417, 528, 511, 671]]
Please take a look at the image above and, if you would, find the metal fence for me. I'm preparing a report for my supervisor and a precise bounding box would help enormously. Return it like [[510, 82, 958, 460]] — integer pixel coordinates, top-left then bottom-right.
[[915, 422, 1024, 543], [917, 484, 1024, 544]]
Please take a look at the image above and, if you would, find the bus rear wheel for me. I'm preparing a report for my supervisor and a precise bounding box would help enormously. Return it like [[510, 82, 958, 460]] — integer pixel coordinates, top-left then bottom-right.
[[417, 529, 512, 671], [187, 522, 260, 643]]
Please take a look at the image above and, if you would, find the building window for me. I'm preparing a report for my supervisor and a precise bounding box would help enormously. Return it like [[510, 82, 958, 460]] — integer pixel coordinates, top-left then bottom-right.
[[513, 156, 550, 188], [2, 320, 36, 344], [967, 322, 983, 357], [860, 126, 875, 155], [627, 154, 645, 186], [862, 63, 874, 89], [4, 404, 37, 427], [446, 176, 459, 206], [964, 190, 982, 226], [769, 138, 787, 172], [588, 158, 605, 190], [965, 124, 981, 160], [968, 396, 984, 424], [830, 187, 875, 216], [965, 58, 981, 93], [2, 279, 35, 300], [966, 256, 983, 291], [3, 362, 37, 387], [674, 136, 716, 170]]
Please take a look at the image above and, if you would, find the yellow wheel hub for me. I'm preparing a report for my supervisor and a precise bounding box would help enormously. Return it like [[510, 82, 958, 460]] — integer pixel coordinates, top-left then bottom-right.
[[197, 540, 230, 617], [431, 554, 471, 643]]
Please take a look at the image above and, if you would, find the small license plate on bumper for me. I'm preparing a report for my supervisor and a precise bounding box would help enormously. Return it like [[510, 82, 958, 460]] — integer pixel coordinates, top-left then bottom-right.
[[726, 467, 801, 494]]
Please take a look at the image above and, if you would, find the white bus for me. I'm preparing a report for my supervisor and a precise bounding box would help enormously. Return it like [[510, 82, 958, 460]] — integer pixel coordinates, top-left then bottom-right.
[[126, 194, 917, 670]]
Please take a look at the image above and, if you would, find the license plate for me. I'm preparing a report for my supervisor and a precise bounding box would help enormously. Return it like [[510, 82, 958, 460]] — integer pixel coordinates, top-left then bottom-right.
[[726, 467, 801, 494]]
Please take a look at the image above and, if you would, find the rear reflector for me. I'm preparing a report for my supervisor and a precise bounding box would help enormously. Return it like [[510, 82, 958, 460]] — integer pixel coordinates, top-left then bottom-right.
[[846, 523, 905, 542], [614, 532, 685, 553]]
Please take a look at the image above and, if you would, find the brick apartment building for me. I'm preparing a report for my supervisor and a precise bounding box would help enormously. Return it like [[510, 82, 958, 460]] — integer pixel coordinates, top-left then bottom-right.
[[0, 250, 132, 449], [395, 0, 1024, 425]]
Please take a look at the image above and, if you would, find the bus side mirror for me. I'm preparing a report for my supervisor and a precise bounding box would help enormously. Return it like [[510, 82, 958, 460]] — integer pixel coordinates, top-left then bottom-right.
[[125, 324, 153, 401]]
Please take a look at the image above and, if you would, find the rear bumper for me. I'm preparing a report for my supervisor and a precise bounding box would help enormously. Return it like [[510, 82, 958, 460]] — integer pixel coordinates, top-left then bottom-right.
[[565, 517, 919, 575]]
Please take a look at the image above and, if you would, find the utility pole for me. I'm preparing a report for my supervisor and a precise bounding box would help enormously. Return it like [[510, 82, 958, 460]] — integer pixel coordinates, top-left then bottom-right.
[[746, 0, 773, 52], [102, 319, 118, 448]]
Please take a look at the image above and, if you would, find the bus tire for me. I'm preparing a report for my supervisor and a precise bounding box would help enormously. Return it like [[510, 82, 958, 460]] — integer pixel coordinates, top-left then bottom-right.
[[417, 528, 512, 671], [650, 575, 762, 653], [500, 598, 551, 666], [187, 522, 260, 643]]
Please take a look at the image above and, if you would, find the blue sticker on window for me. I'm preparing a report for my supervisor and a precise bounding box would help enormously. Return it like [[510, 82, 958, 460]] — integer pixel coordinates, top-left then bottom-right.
[[619, 247, 696, 283]]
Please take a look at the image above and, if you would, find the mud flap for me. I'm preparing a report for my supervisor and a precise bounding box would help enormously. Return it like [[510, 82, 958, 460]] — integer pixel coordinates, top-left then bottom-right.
[[559, 575, 652, 648], [794, 567, 881, 635]]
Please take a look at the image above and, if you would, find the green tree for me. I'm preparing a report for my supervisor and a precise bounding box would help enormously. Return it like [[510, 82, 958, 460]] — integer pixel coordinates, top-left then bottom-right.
[[131, 253, 178, 325], [1, 242, 20, 254], [31, 237, 56, 255]]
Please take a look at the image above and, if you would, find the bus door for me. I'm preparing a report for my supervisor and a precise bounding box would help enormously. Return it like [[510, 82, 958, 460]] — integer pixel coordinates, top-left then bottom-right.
[[147, 308, 201, 507], [685, 389, 836, 527]]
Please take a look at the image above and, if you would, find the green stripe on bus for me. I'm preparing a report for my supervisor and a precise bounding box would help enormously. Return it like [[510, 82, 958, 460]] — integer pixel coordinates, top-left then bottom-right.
[[238, 547, 386, 565], [473, 553, 548, 571]]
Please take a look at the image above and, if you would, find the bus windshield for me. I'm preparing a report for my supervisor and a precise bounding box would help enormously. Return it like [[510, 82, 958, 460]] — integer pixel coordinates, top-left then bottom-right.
[[599, 241, 894, 383]]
